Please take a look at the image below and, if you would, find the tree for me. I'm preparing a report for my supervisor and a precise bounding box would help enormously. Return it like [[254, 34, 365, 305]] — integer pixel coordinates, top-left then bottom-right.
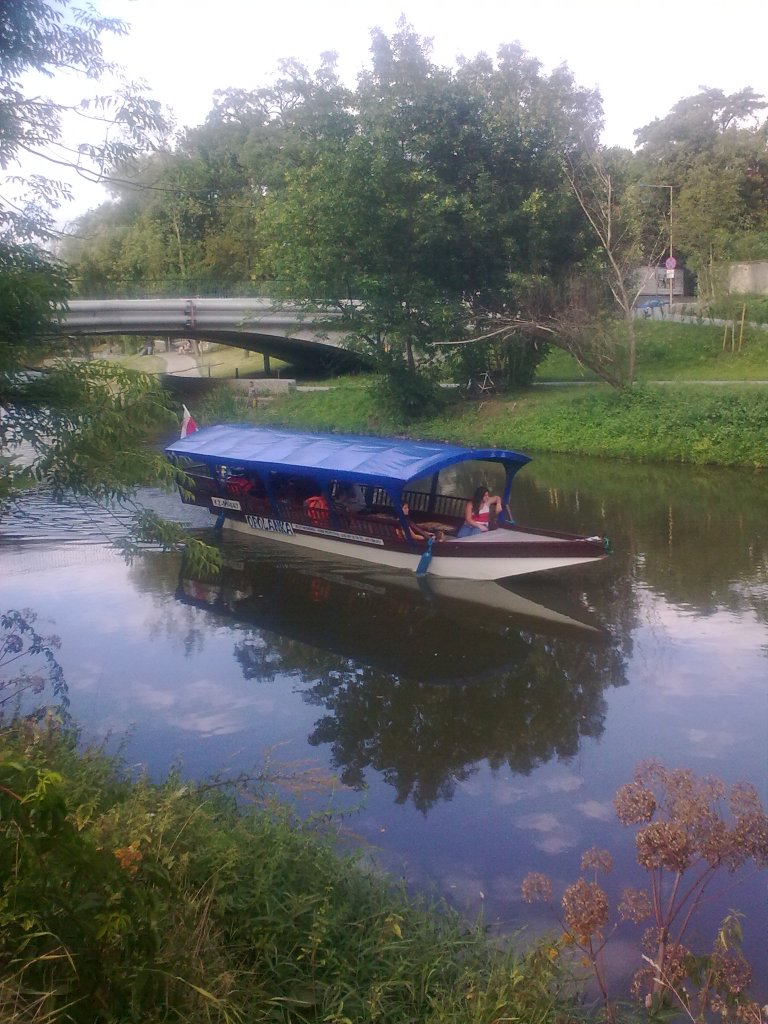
[[634, 87, 768, 295], [0, 0, 217, 573], [559, 147, 672, 385], [252, 25, 604, 402]]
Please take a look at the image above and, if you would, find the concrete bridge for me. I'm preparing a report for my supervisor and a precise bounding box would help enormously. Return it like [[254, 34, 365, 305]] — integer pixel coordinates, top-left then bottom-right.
[[59, 297, 366, 372]]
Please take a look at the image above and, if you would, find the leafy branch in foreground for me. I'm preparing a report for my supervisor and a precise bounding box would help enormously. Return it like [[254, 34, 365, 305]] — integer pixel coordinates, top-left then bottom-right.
[[0, 609, 68, 723], [523, 761, 768, 1022]]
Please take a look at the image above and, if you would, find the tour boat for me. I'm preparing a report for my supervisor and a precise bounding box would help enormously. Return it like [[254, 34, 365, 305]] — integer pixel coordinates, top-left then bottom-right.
[[165, 425, 611, 581]]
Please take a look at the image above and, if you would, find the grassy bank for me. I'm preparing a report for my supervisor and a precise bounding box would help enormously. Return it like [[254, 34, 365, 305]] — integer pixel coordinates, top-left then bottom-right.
[[0, 721, 573, 1024], [96, 320, 768, 467], [212, 378, 768, 468], [184, 320, 768, 467], [537, 319, 768, 382]]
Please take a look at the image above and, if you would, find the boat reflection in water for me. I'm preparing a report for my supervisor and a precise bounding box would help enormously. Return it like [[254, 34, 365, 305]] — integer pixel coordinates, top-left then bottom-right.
[[177, 543, 627, 810]]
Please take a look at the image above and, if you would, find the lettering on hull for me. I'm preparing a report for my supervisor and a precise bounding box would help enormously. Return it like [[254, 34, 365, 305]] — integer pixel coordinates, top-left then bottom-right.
[[245, 515, 295, 536], [211, 497, 242, 511], [295, 524, 384, 546]]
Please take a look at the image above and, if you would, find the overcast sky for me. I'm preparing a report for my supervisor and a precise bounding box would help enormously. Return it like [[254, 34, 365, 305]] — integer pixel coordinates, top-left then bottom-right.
[[41, 0, 768, 221]]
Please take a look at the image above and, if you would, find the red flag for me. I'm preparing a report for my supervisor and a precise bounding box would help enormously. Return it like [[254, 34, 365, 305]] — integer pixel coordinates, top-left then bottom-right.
[[180, 404, 198, 438]]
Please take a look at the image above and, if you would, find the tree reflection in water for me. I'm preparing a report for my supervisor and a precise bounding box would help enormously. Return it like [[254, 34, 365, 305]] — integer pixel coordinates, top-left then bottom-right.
[[177, 550, 628, 813]]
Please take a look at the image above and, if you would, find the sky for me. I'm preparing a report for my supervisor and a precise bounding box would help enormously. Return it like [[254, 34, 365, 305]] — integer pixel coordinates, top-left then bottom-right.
[[33, 0, 768, 222]]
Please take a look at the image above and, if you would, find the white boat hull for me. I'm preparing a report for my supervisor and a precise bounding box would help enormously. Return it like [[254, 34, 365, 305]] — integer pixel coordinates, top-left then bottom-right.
[[220, 513, 604, 581]]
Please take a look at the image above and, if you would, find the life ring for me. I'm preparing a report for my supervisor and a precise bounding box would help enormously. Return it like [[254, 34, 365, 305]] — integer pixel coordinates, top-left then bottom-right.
[[304, 495, 329, 523]]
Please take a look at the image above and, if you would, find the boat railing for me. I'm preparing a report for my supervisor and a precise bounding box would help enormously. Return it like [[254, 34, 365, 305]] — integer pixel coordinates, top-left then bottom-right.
[[368, 487, 467, 521], [183, 471, 461, 540]]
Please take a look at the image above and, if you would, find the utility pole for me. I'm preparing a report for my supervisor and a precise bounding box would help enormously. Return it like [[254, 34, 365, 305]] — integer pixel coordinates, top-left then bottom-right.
[[666, 185, 675, 308], [639, 183, 676, 306]]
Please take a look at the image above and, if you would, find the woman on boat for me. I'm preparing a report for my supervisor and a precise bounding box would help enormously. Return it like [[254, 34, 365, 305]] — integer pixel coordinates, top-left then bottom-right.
[[458, 486, 502, 537], [399, 502, 437, 542]]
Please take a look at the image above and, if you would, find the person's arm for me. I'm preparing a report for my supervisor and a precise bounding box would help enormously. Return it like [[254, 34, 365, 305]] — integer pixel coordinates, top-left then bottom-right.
[[409, 521, 433, 540]]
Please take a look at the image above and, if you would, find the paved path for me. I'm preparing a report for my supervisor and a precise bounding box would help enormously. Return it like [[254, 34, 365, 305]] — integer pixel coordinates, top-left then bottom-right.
[[158, 352, 199, 377]]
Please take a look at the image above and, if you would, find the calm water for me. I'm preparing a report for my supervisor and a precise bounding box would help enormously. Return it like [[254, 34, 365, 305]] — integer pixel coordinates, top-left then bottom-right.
[[2, 454, 767, 998]]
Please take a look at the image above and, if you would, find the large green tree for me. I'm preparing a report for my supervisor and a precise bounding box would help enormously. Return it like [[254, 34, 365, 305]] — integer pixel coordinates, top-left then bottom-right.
[[253, 25, 603, 394]]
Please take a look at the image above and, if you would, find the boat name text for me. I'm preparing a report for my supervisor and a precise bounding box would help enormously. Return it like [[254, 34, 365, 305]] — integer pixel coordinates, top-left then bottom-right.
[[211, 497, 242, 511], [246, 515, 295, 535]]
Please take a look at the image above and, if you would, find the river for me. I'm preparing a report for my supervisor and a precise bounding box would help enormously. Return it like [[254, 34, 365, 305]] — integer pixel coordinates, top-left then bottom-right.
[[2, 452, 767, 1001]]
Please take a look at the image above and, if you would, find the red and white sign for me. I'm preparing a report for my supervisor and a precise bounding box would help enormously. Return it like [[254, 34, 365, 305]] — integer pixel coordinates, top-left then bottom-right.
[[665, 256, 677, 270]]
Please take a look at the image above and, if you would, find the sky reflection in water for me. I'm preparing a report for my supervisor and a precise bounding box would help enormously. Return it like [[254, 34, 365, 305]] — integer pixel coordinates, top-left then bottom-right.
[[2, 453, 767, 999]]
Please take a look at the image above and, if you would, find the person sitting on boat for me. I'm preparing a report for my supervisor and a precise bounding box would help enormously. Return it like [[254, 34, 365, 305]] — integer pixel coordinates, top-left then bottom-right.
[[457, 486, 502, 537], [335, 482, 367, 513], [398, 502, 438, 542]]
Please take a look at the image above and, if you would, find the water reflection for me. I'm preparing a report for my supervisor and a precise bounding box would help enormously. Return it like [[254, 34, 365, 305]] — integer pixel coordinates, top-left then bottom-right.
[[176, 547, 628, 811], [517, 455, 768, 622]]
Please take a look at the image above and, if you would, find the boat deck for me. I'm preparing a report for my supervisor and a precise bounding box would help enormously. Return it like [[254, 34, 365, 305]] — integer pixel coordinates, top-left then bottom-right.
[[453, 527, 573, 545]]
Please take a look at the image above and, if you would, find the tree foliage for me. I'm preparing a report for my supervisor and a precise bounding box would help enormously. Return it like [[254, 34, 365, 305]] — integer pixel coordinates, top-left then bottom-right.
[[0, 1, 222, 573], [633, 87, 768, 294], [51, 17, 768, 395], [66, 21, 606, 397]]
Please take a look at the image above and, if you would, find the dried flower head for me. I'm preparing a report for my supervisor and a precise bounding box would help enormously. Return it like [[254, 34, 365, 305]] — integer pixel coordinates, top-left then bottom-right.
[[113, 843, 142, 875], [562, 878, 609, 937], [636, 820, 692, 872], [710, 950, 753, 996], [731, 811, 768, 869], [580, 847, 613, 873], [614, 781, 657, 824], [730, 782, 763, 818], [521, 872, 552, 904], [618, 887, 652, 923]]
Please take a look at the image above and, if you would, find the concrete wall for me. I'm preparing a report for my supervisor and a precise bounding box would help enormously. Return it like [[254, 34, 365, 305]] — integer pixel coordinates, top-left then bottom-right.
[[728, 261, 768, 294], [634, 266, 685, 297]]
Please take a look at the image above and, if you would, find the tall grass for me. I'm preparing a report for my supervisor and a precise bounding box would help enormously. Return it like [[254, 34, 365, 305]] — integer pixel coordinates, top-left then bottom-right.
[[0, 721, 576, 1024]]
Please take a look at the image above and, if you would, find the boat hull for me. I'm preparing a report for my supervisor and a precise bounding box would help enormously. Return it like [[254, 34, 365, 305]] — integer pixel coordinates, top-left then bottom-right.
[[218, 511, 605, 580]]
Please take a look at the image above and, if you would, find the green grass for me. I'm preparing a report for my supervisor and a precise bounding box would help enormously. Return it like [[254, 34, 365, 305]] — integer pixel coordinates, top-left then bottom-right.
[[219, 376, 767, 468], [0, 721, 575, 1024], [98, 322, 768, 467], [695, 293, 768, 325], [537, 320, 768, 382], [90, 342, 289, 378], [197, 343, 289, 379]]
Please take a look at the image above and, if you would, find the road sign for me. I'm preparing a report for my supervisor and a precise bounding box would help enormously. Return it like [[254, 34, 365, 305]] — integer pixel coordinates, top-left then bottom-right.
[[666, 269, 675, 280], [665, 256, 677, 270]]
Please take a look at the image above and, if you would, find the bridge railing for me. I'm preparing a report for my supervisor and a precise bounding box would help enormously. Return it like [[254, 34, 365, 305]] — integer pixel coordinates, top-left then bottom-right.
[[69, 279, 348, 302], [70, 280, 277, 300]]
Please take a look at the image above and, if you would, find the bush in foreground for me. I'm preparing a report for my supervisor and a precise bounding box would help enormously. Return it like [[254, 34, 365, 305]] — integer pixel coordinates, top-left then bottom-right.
[[0, 720, 575, 1024]]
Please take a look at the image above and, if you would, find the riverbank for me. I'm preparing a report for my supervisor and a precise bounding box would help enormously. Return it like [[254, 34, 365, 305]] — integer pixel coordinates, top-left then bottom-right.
[[0, 718, 572, 1024], [171, 319, 768, 467], [214, 377, 767, 468]]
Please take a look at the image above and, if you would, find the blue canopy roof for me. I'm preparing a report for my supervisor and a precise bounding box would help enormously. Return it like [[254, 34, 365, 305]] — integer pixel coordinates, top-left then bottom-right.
[[165, 425, 530, 488]]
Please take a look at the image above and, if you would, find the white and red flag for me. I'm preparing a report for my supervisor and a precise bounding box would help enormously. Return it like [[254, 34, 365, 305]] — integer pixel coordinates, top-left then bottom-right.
[[180, 404, 198, 438]]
